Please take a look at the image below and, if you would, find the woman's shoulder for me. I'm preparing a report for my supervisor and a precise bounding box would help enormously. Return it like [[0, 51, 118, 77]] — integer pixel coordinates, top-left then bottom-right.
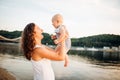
[[33, 45, 46, 52], [31, 45, 46, 60]]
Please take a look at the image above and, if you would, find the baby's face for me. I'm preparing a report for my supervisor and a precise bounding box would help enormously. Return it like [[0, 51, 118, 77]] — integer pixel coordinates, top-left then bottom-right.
[[52, 20, 59, 28]]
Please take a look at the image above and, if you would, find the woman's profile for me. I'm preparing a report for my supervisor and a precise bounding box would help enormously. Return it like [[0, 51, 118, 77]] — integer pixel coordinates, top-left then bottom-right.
[[21, 23, 66, 80]]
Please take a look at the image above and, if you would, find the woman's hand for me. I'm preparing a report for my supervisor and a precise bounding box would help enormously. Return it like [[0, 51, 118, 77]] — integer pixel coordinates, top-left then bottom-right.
[[51, 34, 57, 40], [54, 39, 59, 44]]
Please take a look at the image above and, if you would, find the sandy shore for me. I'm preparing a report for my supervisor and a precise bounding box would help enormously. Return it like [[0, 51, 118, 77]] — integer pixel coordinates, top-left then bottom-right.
[[0, 68, 16, 80], [0, 54, 120, 80]]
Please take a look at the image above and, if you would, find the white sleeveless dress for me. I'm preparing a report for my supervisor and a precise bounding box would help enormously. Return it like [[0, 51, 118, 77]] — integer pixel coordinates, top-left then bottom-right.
[[31, 45, 55, 80]]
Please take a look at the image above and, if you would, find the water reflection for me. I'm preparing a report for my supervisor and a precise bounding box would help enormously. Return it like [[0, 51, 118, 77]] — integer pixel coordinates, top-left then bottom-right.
[[68, 50, 120, 61], [1, 42, 120, 80], [0, 42, 120, 63], [0, 42, 22, 56]]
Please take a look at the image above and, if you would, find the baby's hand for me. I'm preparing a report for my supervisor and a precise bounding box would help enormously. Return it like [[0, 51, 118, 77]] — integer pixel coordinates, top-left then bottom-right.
[[54, 40, 59, 44], [51, 35, 57, 40]]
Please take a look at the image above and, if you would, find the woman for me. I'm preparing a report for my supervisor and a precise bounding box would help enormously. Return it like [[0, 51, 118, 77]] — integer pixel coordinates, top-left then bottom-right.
[[21, 23, 66, 80]]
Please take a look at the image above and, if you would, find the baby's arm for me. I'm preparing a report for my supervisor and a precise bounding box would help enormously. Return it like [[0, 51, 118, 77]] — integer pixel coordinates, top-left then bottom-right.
[[54, 26, 66, 44]]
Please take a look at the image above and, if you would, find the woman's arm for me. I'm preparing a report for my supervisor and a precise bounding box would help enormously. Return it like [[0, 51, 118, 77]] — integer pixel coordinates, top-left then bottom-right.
[[34, 44, 66, 61]]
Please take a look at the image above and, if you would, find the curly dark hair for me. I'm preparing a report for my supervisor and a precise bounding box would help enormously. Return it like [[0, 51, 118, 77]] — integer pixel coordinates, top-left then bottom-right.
[[21, 23, 36, 60]]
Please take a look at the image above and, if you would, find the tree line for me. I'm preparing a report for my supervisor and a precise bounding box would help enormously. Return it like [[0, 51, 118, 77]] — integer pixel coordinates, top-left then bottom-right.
[[72, 34, 120, 48], [0, 30, 120, 48]]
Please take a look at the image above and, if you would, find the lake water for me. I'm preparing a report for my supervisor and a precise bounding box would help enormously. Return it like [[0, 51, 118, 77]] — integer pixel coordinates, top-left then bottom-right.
[[0, 42, 120, 80]]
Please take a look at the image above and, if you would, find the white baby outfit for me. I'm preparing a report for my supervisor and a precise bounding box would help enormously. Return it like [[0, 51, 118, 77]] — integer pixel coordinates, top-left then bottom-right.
[[55, 25, 71, 51]]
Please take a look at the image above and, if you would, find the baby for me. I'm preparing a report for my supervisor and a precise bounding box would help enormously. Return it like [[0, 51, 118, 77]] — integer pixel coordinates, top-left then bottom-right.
[[51, 14, 71, 67]]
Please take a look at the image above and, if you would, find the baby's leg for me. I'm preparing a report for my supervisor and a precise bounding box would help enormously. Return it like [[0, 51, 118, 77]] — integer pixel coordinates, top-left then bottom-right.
[[64, 54, 69, 67], [64, 49, 69, 67], [55, 45, 69, 67]]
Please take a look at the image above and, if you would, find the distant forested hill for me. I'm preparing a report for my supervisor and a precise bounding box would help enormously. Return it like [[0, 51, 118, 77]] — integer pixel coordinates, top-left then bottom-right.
[[0, 30, 54, 44], [0, 30, 22, 39], [0, 30, 120, 47], [72, 34, 120, 47]]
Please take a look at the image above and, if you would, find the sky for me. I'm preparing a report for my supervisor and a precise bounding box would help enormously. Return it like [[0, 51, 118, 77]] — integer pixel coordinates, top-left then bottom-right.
[[0, 0, 120, 38]]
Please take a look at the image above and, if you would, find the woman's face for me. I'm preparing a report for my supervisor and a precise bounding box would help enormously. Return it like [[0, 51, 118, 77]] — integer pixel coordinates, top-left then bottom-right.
[[34, 25, 44, 40]]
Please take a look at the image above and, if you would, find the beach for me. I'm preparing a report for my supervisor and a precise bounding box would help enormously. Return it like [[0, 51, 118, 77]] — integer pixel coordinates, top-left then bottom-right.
[[0, 68, 16, 80], [0, 54, 120, 80]]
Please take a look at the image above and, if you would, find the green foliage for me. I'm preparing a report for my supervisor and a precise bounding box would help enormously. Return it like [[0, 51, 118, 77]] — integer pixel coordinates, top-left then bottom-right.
[[72, 34, 120, 47], [42, 33, 54, 45], [0, 30, 54, 45], [1, 30, 120, 47], [0, 30, 22, 39]]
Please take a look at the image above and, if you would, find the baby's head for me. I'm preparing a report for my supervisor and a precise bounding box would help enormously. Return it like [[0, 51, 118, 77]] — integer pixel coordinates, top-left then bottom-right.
[[52, 14, 63, 28]]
